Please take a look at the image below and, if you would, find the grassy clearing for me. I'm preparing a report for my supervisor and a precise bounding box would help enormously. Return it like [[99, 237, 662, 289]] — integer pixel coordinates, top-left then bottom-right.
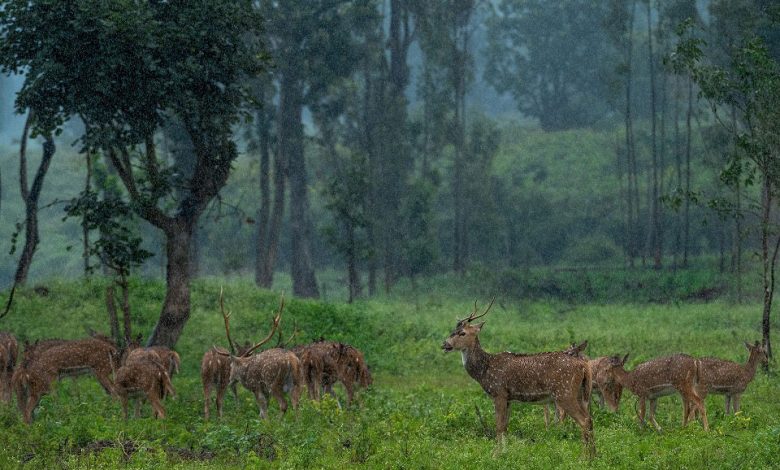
[[0, 278, 778, 468]]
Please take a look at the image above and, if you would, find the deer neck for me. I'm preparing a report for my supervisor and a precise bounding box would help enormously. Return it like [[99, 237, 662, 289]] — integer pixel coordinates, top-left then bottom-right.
[[461, 338, 492, 383], [744, 352, 761, 382], [612, 367, 634, 390]]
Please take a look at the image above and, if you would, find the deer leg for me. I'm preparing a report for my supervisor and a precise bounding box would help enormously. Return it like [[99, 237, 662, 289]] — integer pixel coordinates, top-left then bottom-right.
[[343, 379, 354, 408], [149, 392, 165, 419], [733, 394, 741, 414], [724, 395, 731, 415], [637, 397, 647, 428], [254, 390, 269, 419], [543, 404, 550, 429], [216, 383, 227, 419], [560, 399, 595, 458], [134, 399, 142, 418], [120, 394, 129, 420], [648, 399, 662, 432], [203, 381, 211, 420], [271, 384, 288, 415], [493, 396, 509, 439]]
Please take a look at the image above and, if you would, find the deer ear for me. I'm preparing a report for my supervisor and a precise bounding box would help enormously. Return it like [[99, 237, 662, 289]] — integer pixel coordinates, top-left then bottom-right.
[[744, 341, 752, 350], [474, 321, 485, 330]]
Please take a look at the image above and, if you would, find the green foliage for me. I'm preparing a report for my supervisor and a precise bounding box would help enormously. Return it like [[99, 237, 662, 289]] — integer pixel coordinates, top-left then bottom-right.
[[0, 278, 778, 468], [64, 189, 151, 276]]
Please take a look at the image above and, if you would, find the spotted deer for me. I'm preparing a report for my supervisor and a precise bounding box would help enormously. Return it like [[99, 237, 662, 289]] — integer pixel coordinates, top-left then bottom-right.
[[114, 357, 176, 419], [216, 294, 303, 419], [442, 300, 594, 456], [563, 341, 622, 412], [13, 336, 119, 423], [0, 332, 18, 402], [694, 341, 768, 415], [201, 288, 258, 419], [292, 340, 372, 407], [604, 353, 708, 431]]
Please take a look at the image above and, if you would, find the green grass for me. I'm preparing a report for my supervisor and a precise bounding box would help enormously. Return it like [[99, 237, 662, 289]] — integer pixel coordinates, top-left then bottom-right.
[[0, 278, 778, 468]]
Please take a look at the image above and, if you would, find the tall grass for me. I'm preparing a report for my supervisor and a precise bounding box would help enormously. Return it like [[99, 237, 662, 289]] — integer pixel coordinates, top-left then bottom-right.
[[0, 278, 777, 468]]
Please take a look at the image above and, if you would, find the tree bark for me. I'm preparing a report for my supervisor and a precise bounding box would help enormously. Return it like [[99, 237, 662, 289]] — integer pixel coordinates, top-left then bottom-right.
[[255, 105, 272, 287], [280, 72, 319, 298], [647, 0, 661, 269], [14, 117, 55, 285], [105, 284, 121, 345], [146, 220, 193, 347], [761, 175, 774, 358]]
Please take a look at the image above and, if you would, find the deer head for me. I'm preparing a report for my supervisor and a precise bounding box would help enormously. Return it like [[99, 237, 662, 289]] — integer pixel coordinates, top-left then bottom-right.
[[442, 298, 494, 352], [215, 293, 284, 384], [564, 341, 589, 358], [745, 340, 769, 367]]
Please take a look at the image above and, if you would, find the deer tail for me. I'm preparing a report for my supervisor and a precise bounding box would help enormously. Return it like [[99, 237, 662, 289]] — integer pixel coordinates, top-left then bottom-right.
[[581, 362, 593, 411]]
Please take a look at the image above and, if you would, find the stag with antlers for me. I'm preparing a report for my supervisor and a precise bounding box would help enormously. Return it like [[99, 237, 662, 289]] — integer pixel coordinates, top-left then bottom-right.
[[442, 300, 594, 456], [211, 292, 302, 419]]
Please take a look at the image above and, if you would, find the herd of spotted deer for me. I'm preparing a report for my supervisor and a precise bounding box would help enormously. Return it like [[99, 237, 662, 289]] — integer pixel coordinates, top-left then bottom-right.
[[0, 290, 371, 425], [442, 299, 769, 456], [0, 294, 769, 457]]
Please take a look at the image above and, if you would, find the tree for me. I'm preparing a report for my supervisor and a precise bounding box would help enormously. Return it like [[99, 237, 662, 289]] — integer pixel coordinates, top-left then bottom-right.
[[65, 189, 153, 346], [258, 0, 371, 298], [673, 24, 780, 357], [0, 0, 267, 346], [416, 0, 478, 273], [486, 0, 618, 131], [10, 113, 55, 286]]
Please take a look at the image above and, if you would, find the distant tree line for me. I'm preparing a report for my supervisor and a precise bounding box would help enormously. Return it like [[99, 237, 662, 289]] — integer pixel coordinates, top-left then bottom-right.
[[0, 0, 778, 348]]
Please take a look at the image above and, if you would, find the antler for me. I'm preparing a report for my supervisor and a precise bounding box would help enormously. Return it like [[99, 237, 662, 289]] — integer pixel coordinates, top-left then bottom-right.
[[277, 320, 299, 349], [460, 297, 496, 324], [220, 286, 236, 355], [241, 294, 284, 357]]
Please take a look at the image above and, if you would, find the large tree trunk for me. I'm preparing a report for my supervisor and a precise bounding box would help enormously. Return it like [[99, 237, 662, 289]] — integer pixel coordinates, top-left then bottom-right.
[[281, 72, 319, 298], [14, 121, 55, 285], [255, 105, 273, 287], [146, 220, 193, 347]]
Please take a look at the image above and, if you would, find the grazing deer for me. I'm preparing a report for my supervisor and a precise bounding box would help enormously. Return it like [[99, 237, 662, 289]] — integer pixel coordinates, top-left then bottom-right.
[[0, 332, 18, 402], [114, 358, 176, 419], [694, 341, 768, 415], [604, 353, 708, 431], [442, 300, 595, 456], [13, 336, 119, 423], [290, 340, 340, 402], [201, 287, 256, 419], [563, 341, 622, 412], [215, 293, 302, 419], [125, 346, 180, 378], [332, 343, 372, 407]]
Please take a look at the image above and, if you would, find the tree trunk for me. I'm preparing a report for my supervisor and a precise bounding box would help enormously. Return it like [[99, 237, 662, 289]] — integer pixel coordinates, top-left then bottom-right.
[[105, 284, 121, 345], [15, 126, 55, 285], [760, 175, 773, 358], [281, 72, 319, 298], [119, 275, 132, 345], [82, 152, 92, 275], [146, 221, 193, 347], [624, 0, 638, 266], [255, 106, 272, 287], [347, 222, 361, 304], [684, 76, 693, 267], [647, 0, 661, 269]]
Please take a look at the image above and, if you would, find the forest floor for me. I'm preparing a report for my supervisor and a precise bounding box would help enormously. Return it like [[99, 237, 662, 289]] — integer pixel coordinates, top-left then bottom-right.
[[0, 278, 777, 469]]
